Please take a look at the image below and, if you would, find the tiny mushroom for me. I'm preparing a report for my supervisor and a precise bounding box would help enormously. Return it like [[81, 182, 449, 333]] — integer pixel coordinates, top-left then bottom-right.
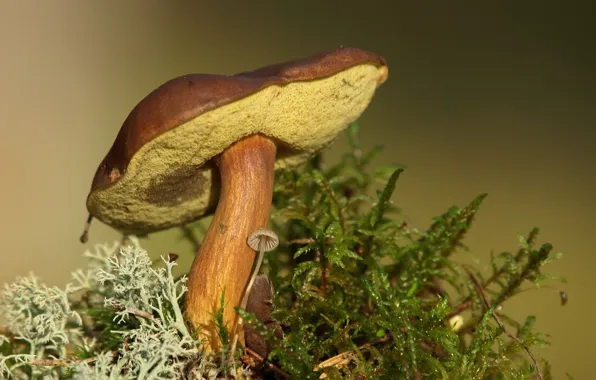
[[229, 228, 279, 358], [84, 47, 388, 350], [243, 228, 279, 313]]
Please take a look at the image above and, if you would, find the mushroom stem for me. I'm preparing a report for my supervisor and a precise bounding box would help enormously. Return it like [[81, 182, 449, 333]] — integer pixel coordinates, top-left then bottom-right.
[[185, 134, 276, 350]]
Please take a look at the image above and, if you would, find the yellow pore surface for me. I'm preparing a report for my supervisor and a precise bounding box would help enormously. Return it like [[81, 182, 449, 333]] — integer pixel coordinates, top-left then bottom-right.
[[88, 64, 386, 232]]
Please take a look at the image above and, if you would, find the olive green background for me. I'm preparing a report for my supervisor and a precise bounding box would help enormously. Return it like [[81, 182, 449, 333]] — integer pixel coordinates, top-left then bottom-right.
[[0, 1, 593, 377]]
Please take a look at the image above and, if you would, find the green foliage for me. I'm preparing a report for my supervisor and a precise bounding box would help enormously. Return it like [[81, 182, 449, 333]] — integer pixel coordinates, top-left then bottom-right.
[[0, 121, 567, 379], [261, 122, 567, 379]]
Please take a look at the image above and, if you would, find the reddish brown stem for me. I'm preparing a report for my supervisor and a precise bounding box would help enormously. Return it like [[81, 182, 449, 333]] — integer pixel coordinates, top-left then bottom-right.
[[185, 134, 276, 350]]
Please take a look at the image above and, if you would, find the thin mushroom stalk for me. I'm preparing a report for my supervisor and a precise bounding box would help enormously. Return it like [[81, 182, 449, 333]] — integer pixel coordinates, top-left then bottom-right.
[[242, 229, 279, 313], [229, 228, 279, 360], [185, 134, 277, 349]]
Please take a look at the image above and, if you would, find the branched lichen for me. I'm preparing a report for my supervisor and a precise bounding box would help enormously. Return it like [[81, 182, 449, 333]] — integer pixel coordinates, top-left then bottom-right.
[[0, 271, 82, 378], [0, 240, 251, 379]]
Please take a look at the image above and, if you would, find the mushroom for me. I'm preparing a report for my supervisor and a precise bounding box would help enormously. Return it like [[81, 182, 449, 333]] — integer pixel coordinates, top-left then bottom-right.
[[229, 228, 279, 358], [244, 228, 280, 314], [84, 47, 388, 350]]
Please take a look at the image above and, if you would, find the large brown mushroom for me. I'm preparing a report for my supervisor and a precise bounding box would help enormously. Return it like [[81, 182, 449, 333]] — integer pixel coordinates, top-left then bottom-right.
[[84, 47, 388, 350]]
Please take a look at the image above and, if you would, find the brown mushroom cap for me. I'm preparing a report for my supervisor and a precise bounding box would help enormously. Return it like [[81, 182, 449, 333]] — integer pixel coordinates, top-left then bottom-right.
[[86, 47, 388, 233]]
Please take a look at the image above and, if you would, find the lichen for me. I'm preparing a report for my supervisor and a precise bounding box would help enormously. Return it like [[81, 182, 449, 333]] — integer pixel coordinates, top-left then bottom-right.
[[0, 240, 251, 379]]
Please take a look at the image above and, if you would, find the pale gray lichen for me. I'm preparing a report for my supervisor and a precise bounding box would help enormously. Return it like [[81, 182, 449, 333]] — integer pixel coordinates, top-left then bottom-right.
[[71, 351, 116, 380], [1, 274, 82, 347], [0, 270, 82, 378], [0, 239, 251, 379]]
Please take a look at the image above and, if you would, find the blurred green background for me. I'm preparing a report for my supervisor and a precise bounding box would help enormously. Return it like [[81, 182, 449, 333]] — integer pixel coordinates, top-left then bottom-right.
[[0, 1, 593, 377]]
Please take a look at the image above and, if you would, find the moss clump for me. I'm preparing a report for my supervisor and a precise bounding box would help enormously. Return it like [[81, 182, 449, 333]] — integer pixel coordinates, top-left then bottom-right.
[[0, 122, 567, 379], [245, 122, 567, 379]]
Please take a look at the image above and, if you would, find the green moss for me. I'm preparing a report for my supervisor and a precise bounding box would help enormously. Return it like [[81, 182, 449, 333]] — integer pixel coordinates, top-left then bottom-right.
[[256, 122, 566, 379]]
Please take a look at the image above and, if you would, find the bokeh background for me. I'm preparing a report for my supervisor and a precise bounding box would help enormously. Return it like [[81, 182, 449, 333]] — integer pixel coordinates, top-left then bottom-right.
[[1, 1, 593, 377]]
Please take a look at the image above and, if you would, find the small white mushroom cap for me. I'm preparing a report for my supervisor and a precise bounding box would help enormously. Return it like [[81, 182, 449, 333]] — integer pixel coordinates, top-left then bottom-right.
[[247, 228, 279, 252]]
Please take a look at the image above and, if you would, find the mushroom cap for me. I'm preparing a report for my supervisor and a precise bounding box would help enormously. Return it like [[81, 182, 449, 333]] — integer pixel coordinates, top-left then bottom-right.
[[247, 228, 279, 252], [87, 47, 388, 233]]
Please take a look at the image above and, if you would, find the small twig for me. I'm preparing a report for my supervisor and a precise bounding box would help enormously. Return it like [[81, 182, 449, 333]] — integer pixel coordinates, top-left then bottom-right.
[[357, 333, 392, 351], [315, 334, 393, 376], [29, 356, 99, 368], [109, 301, 154, 320], [79, 214, 93, 243], [126, 308, 154, 320], [245, 347, 290, 379], [29, 350, 118, 368], [465, 269, 543, 380]]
